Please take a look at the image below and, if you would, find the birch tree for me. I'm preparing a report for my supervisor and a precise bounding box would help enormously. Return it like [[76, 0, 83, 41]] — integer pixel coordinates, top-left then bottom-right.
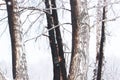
[[96, 0, 103, 62], [5, 0, 28, 80], [93, 0, 103, 79], [68, 0, 90, 80], [96, 0, 106, 80]]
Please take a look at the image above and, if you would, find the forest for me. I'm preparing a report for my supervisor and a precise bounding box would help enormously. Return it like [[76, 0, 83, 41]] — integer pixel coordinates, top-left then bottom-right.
[[0, 0, 120, 80]]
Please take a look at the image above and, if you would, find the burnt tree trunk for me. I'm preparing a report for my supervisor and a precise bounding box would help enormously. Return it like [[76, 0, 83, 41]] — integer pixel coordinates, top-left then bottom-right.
[[45, 0, 67, 80], [5, 0, 28, 80], [45, 0, 60, 80], [51, 0, 67, 80]]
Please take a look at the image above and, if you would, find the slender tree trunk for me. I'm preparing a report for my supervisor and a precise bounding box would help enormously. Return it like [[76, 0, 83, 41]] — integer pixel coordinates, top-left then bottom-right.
[[96, 0, 106, 80], [93, 0, 103, 79], [5, 0, 28, 80], [96, 0, 103, 62], [45, 0, 67, 80], [68, 0, 89, 80], [51, 0, 67, 80], [45, 0, 60, 80]]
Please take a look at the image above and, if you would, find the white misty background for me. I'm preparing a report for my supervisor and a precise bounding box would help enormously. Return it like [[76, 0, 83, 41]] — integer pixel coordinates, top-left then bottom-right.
[[0, 0, 120, 80]]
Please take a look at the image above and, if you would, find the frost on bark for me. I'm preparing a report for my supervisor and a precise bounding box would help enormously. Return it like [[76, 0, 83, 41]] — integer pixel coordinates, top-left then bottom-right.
[[68, 0, 90, 80], [96, 0, 103, 64], [96, 0, 106, 80], [93, 0, 103, 79], [93, 0, 106, 80], [5, 0, 29, 80]]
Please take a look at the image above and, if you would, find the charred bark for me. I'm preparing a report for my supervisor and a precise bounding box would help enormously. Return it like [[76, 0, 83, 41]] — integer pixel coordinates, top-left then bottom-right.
[[45, 0, 67, 80], [45, 0, 60, 80], [5, 0, 16, 78], [51, 0, 67, 80]]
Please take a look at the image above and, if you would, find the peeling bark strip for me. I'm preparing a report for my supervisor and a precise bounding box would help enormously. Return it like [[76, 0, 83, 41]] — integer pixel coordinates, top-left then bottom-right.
[[5, 0, 28, 80], [96, 0, 106, 80], [68, 0, 89, 80], [45, 0, 60, 80]]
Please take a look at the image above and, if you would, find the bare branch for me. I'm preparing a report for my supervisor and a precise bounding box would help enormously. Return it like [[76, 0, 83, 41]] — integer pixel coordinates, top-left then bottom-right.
[[19, 6, 50, 14], [0, 16, 7, 22], [0, 25, 7, 38], [88, 1, 120, 10], [24, 23, 71, 43], [0, 3, 6, 6], [19, 6, 71, 14], [23, 13, 43, 36]]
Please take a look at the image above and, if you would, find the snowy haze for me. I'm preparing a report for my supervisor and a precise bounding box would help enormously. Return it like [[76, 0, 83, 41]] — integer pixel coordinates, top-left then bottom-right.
[[0, 0, 120, 80]]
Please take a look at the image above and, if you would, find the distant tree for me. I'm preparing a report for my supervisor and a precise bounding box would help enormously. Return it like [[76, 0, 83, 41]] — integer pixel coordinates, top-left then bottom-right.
[[93, 0, 103, 79], [5, 0, 28, 79], [96, 0, 106, 80], [68, 0, 90, 80]]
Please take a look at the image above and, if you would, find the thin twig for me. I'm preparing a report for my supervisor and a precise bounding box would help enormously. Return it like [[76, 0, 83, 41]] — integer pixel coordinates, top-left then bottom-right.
[[24, 23, 71, 43], [0, 25, 7, 38], [0, 16, 7, 22]]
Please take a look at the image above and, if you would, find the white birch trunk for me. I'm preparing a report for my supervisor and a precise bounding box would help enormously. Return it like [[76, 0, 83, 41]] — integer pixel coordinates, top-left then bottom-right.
[[93, 0, 103, 79], [68, 0, 90, 80], [12, 1, 28, 80], [5, 0, 29, 80], [79, 0, 90, 80], [96, 0, 103, 62]]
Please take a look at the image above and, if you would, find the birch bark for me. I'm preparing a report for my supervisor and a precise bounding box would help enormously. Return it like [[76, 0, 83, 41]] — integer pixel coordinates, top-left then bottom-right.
[[5, 0, 28, 80], [68, 0, 90, 80]]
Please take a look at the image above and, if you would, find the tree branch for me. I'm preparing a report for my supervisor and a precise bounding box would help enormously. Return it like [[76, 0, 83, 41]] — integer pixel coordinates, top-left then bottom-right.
[[24, 23, 71, 43]]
